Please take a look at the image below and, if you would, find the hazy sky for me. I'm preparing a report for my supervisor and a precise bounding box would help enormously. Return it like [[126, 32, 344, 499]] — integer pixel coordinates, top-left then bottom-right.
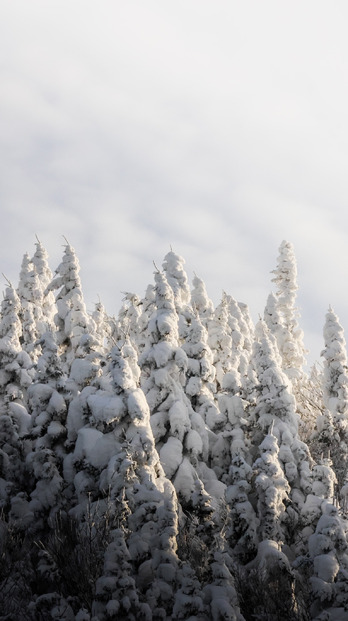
[[1, 0, 348, 365]]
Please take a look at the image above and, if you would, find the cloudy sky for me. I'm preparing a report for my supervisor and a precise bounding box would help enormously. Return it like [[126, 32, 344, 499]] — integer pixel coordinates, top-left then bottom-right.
[[1, 0, 348, 365]]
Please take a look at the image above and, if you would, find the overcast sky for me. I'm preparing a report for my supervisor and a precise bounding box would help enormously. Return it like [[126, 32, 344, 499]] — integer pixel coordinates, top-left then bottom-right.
[[1, 0, 348, 366]]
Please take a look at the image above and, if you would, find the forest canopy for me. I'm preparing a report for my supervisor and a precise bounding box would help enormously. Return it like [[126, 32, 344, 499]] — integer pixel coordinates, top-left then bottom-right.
[[1, 239, 348, 621]]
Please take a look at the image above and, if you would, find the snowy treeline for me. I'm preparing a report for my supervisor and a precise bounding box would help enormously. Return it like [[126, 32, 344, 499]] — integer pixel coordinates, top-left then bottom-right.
[[1, 239, 348, 620]]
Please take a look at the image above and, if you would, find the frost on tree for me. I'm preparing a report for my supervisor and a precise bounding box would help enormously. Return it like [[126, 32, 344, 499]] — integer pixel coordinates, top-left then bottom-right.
[[26, 330, 67, 522], [162, 250, 197, 362], [250, 321, 299, 443], [225, 294, 254, 380], [139, 268, 218, 508], [136, 284, 156, 356], [162, 250, 191, 313], [263, 293, 284, 359], [210, 370, 249, 482], [315, 306, 348, 488], [17, 253, 43, 362], [203, 552, 245, 621], [80, 344, 182, 619], [115, 292, 142, 351], [31, 238, 56, 328], [191, 273, 215, 329], [303, 501, 348, 618], [0, 285, 32, 506], [250, 322, 313, 543], [3, 238, 348, 619], [252, 429, 290, 542], [271, 240, 306, 382], [225, 451, 259, 563], [45, 242, 98, 374], [208, 293, 233, 389], [181, 310, 222, 434], [92, 299, 114, 355]]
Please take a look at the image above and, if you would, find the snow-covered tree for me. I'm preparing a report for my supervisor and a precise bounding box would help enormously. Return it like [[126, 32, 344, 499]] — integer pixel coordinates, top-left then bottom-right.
[[162, 249, 191, 313], [253, 429, 291, 542], [271, 240, 306, 381], [115, 292, 142, 349], [182, 310, 221, 433], [191, 273, 214, 329], [226, 295, 254, 379], [140, 268, 220, 508], [249, 322, 314, 547], [46, 242, 98, 374], [315, 307, 348, 488], [0, 284, 32, 505], [2, 237, 348, 619], [208, 293, 233, 389], [31, 238, 56, 327]]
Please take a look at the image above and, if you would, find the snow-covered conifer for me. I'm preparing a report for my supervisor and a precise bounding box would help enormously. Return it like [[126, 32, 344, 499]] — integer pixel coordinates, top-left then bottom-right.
[[45, 242, 97, 373], [182, 310, 221, 432], [271, 240, 306, 381], [226, 295, 254, 378], [132, 283, 156, 358], [225, 452, 259, 562], [0, 285, 32, 504], [316, 307, 348, 488], [306, 502, 348, 618], [172, 563, 206, 619], [250, 322, 299, 444], [162, 249, 191, 312], [140, 269, 218, 507], [31, 238, 56, 329], [78, 344, 183, 619], [115, 292, 142, 350], [203, 552, 245, 621], [263, 292, 284, 358], [92, 300, 113, 353], [250, 322, 315, 549], [24, 330, 69, 526], [191, 273, 214, 329], [212, 370, 249, 481], [208, 293, 233, 389], [17, 253, 43, 361], [253, 429, 290, 542]]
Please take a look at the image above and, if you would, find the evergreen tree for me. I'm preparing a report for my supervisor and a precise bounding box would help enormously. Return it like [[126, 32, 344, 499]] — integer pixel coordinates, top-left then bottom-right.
[[226, 294, 254, 379], [45, 242, 97, 374], [271, 240, 306, 382], [83, 344, 183, 619], [17, 252, 43, 362], [182, 310, 221, 433], [92, 299, 114, 355], [249, 322, 313, 546], [31, 238, 56, 330], [253, 428, 290, 542], [208, 293, 233, 389], [115, 292, 142, 350], [315, 306, 348, 488], [0, 284, 32, 506], [139, 268, 218, 508], [2, 238, 348, 620], [162, 250, 191, 313], [191, 273, 215, 330]]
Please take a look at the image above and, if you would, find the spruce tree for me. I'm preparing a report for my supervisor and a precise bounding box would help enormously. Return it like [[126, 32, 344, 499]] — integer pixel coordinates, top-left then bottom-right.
[[0, 284, 32, 506], [45, 242, 97, 374], [207, 293, 233, 389], [271, 240, 306, 382], [31, 238, 56, 330], [191, 273, 215, 330], [316, 306, 348, 488], [139, 268, 218, 508]]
